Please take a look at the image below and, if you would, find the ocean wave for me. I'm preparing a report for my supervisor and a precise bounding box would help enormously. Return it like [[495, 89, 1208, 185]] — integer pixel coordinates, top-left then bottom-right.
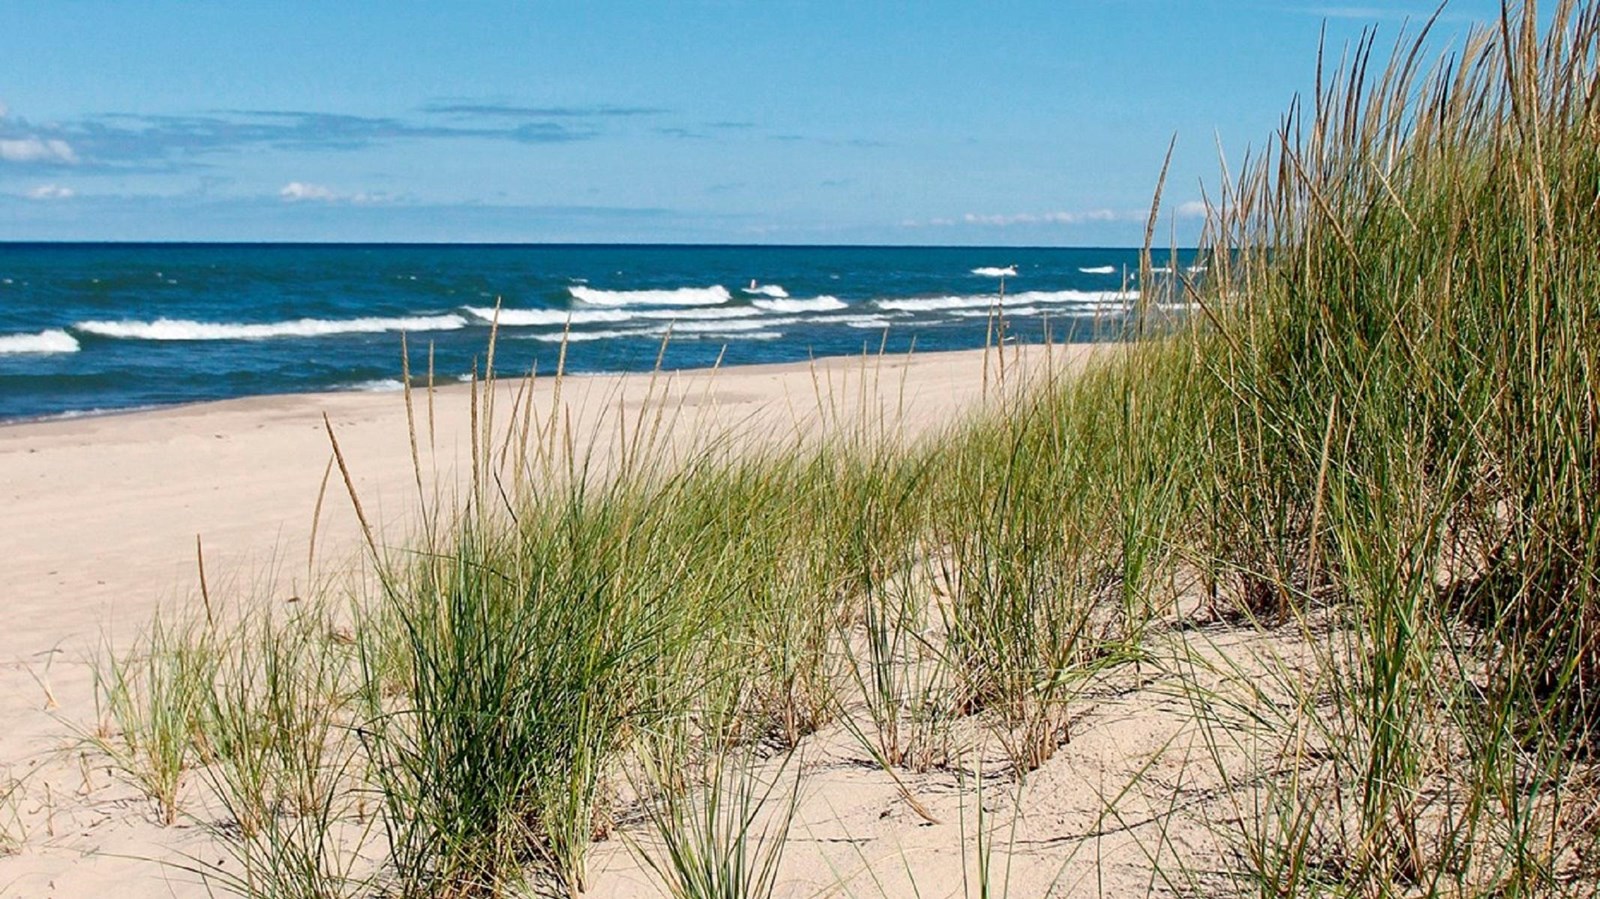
[[840, 315, 895, 329], [467, 306, 633, 327], [1078, 265, 1117, 274], [657, 329, 783, 342], [971, 266, 1017, 277], [75, 314, 469, 341], [530, 329, 648, 343], [348, 379, 406, 392], [654, 318, 797, 334], [0, 328, 80, 355], [752, 295, 847, 314], [874, 289, 1135, 313], [569, 285, 732, 307], [634, 307, 762, 321], [951, 306, 1042, 318], [741, 282, 789, 299]]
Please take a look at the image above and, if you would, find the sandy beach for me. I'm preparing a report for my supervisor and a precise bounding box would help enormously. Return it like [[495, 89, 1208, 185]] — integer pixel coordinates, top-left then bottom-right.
[[3, 344, 1247, 898]]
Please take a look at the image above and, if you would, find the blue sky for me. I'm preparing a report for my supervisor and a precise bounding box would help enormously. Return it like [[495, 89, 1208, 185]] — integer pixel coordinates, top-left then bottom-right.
[[0, 1, 1501, 244]]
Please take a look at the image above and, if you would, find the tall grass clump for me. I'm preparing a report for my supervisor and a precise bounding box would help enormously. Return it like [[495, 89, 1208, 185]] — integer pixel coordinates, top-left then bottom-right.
[[629, 739, 803, 899], [1183, 1, 1600, 892], [926, 342, 1195, 774], [92, 613, 219, 826], [360, 489, 699, 897], [201, 601, 371, 899]]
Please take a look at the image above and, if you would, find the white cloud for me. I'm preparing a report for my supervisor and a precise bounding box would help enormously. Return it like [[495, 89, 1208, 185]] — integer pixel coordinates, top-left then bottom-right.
[[280, 181, 341, 202], [279, 181, 392, 204], [1175, 200, 1210, 218], [25, 184, 75, 200], [0, 137, 78, 164], [960, 209, 1125, 227]]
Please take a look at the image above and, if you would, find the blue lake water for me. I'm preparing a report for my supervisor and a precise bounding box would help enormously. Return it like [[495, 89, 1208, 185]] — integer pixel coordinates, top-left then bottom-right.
[[0, 243, 1199, 421]]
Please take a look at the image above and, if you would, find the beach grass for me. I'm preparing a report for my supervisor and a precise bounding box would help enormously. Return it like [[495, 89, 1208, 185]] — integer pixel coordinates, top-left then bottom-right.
[[71, 1, 1600, 895]]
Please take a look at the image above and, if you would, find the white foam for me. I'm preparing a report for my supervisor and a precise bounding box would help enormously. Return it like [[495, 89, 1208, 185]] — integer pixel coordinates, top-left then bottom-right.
[[76, 314, 468, 341], [570, 285, 732, 307], [1078, 265, 1117, 274], [971, 266, 1017, 277], [951, 306, 1042, 318], [655, 318, 797, 334], [468, 306, 633, 327], [1186, 265, 1208, 274], [350, 379, 406, 392], [752, 295, 847, 314], [657, 329, 783, 342], [0, 328, 80, 355], [531, 329, 644, 343], [840, 315, 895, 329], [874, 289, 1136, 313], [742, 283, 790, 299], [633, 307, 762, 322]]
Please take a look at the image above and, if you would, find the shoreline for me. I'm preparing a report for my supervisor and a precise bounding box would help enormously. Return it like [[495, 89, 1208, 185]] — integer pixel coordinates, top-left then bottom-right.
[[2, 344, 1079, 627], [0, 338, 1085, 431]]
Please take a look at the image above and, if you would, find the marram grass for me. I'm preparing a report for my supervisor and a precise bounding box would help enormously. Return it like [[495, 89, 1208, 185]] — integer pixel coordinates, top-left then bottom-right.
[[77, 2, 1600, 896]]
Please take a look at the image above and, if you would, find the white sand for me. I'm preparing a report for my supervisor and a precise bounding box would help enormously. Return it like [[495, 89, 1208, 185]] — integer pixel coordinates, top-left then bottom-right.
[[0, 344, 1265, 897]]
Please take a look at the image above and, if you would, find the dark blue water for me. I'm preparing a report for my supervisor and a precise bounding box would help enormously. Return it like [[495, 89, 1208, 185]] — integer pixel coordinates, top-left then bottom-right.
[[0, 244, 1197, 421]]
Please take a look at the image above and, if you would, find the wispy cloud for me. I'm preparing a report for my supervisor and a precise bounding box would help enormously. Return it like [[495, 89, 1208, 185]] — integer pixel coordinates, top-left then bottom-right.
[[421, 100, 666, 119], [279, 181, 392, 204], [0, 136, 78, 164], [955, 209, 1127, 227], [767, 133, 886, 148], [0, 105, 609, 173], [24, 184, 75, 200], [907, 203, 1204, 228]]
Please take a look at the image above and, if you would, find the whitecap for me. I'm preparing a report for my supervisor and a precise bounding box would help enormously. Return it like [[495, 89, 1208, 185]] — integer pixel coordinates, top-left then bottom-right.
[[570, 285, 732, 307], [874, 289, 1136, 314], [1078, 265, 1117, 274], [531, 329, 647, 343], [654, 318, 798, 334], [656, 329, 783, 342], [839, 315, 895, 329], [75, 314, 468, 341], [349, 379, 406, 392], [633, 307, 763, 322], [752, 296, 847, 314], [741, 282, 790, 299], [467, 306, 633, 327], [0, 328, 80, 355], [971, 266, 1017, 278], [951, 306, 1042, 318]]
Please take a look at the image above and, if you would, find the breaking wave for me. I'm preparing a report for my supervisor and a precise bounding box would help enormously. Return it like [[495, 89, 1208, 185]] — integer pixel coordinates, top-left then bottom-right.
[[467, 307, 632, 327], [75, 315, 469, 341], [0, 328, 80, 355], [752, 296, 848, 314], [874, 289, 1135, 313], [741, 283, 789, 298], [569, 285, 732, 307]]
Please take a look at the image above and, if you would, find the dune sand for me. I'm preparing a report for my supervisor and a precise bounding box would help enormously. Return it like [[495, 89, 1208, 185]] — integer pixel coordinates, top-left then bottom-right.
[[0, 344, 1264, 897]]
